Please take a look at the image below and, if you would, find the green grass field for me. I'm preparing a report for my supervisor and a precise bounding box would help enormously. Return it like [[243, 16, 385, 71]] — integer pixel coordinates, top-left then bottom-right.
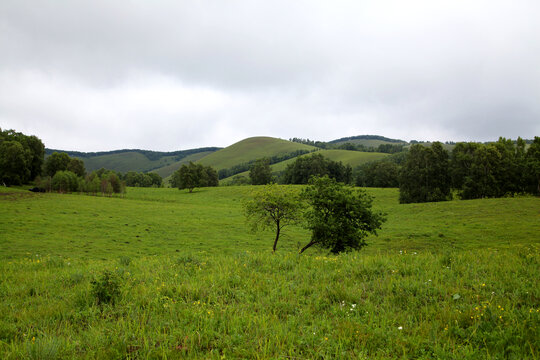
[[0, 186, 538, 359], [197, 137, 317, 170]]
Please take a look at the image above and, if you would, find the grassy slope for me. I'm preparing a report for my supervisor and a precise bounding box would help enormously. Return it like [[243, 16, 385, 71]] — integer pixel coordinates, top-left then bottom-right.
[[77, 150, 218, 177], [222, 150, 389, 183], [197, 137, 317, 170], [155, 151, 214, 180], [1, 187, 539, 358]]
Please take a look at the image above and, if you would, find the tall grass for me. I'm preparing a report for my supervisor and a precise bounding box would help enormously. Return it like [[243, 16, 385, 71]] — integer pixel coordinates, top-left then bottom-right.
[[0, 186, 538, 358]]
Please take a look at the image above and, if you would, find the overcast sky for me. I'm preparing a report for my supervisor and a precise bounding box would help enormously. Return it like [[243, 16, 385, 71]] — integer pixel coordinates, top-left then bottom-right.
[[1, 0, 539, 152]]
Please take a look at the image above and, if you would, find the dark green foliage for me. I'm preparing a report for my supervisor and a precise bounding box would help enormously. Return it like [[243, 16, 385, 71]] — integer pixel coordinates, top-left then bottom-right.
[[399, 143, 452, 203], [51, 171, 79, 193], [356, 160, 399, 187], [300, 176, 386, 254], [0, 141, 29, 186], [249, 158, 273, 185], [67, 158, 86, 177], [0, 128, 45, 185], [204, 166, 219, 187], [450, 137, 535, 199], [124, 171, 162, 187], [91, 270, 122, 305], [170, 162, 218, 192], [282, 153, 352, 184], [525, 137, 540, 194], [44, 152, 71, 177], [376, 143, 405, 154]]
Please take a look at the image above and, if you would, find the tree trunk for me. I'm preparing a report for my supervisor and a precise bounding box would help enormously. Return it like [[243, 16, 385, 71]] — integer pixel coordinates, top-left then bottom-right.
[[299, 240, 318, 254], [272, 221, 280, 253]]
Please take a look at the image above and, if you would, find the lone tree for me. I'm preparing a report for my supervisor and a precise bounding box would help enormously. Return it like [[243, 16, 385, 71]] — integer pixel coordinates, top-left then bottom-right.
[[244, 184, 303, 252], [170, 162, 218, 192], [300, 176, 385, 254], [249, 158, 273, 185]]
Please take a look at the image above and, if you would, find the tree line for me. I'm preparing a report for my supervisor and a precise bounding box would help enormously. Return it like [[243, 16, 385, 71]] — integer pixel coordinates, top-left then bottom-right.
[[289, 135, 406, 154], [355, 137, 540, 203], [35, 152, 164, 195], [0, 129, 169, 195]]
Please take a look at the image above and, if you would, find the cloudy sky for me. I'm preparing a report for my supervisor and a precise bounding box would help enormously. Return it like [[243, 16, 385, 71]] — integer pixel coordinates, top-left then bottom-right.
[[1, 0, 539, 152]]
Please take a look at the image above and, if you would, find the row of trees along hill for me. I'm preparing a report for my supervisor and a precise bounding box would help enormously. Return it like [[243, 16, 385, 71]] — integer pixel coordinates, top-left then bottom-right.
[[290, 135, 406, 153], [38, 153, 165, 195], [0, 128, 45, 186], [0, 128, 166, 194], [398, 137, 540, 203], [243, 153, 354, 186]]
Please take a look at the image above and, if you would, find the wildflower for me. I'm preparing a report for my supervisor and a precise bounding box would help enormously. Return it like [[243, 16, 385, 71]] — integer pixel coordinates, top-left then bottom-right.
[[398, 326, 403, 330], [482, 283, 485, 287], [324, 337, 328, 341]]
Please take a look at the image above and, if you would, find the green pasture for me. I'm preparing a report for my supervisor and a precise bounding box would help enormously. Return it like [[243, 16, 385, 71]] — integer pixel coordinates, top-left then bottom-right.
[[0, 186, 538, 359]]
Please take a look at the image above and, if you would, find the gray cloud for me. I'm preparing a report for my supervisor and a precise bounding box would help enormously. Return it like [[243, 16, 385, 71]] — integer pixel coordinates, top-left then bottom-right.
[[1, 0, 539, 151]]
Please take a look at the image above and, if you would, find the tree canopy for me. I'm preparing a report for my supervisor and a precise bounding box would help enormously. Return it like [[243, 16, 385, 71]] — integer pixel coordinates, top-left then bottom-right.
[[399, 142, 451, 204], [0, 128, 45, 186], [282, 153, 352, 184], [170, 162, 219, 192], [249, 158, 273, 185], [300, 176, 385, 253]]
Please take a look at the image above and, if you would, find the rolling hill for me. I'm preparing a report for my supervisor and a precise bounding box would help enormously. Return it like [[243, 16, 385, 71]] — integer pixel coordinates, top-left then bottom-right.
[[196, 136, 317, 170], [221, 149, 390, 183], [45, 147, 221, 178]]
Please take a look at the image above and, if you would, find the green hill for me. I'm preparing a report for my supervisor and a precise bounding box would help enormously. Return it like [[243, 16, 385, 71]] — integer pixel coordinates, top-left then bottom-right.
[[197, 137, 317, 170], [45, 147, 220, 178], [222, 149, 389, 183]]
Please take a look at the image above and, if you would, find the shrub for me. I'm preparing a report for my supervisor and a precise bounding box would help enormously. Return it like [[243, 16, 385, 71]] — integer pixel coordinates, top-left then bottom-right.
[[90, 270, 122, 305]]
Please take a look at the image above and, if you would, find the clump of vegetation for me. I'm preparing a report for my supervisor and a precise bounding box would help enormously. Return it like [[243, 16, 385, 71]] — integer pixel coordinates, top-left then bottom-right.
[[169, 162, 218, 192], [300, 176, 386, 253], [282, 153, 352, 184], [90, 270, 122, 305], [0, 128, 44, 186], [249, 158, 273, 185]]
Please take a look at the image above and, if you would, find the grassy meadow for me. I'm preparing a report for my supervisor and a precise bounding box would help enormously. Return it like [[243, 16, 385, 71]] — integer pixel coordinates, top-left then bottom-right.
[[0, 185, 539, 359]]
